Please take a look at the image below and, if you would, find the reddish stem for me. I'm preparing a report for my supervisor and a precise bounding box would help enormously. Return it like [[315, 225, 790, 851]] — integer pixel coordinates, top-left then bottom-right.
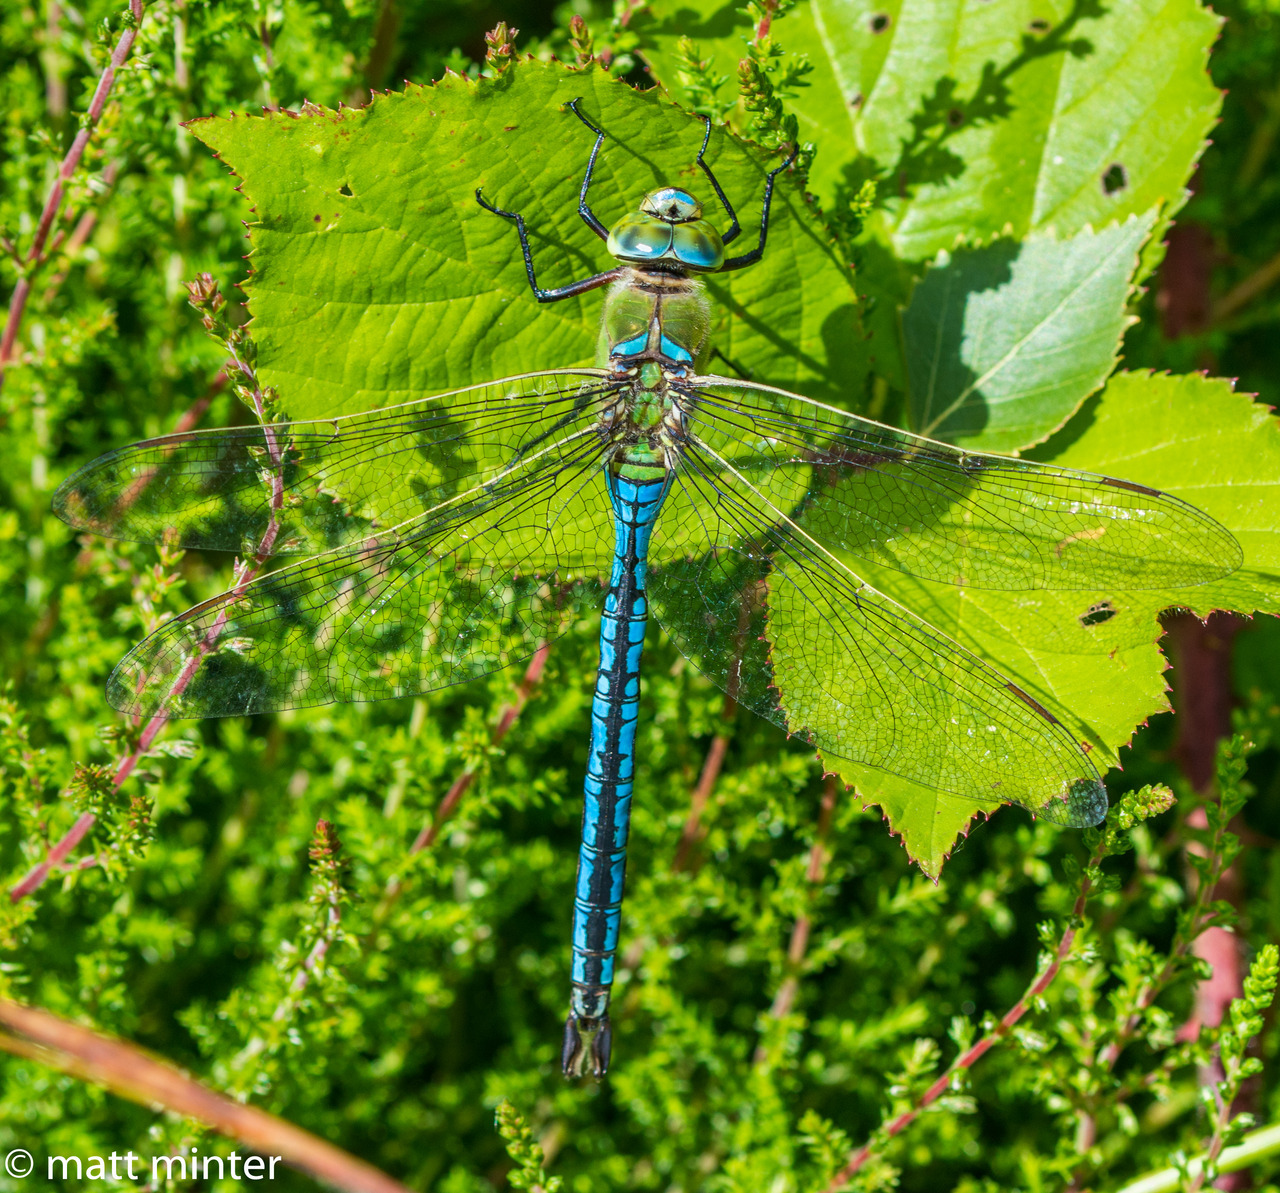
[[368, 642, 555, 930], [409, 641, 552, 856], [826, 835, 1105, 1190], [8, 812, 95, 901], [0, 999, 412, 1193], [12, 366, 261, 902], [763, 778, 836, 1028], [755, 0, 778, 40], [672, 730, 731, 874], [0, 2, 146, 382], [41, 159, 122, 304]]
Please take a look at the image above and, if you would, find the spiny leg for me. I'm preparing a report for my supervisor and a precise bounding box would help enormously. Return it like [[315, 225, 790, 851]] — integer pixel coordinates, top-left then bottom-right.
[[565, 98, 609, 242], [474, 188, 623, 303], [693, 115, 742, 245], [721, 144, 800, 272]]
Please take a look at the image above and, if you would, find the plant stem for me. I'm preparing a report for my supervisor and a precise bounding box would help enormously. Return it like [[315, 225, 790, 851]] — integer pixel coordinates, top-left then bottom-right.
[[0, 1, 146, 384], [753, 777, 837, 1064], [1211, 246, 1280, 327], [673, 588, 751, 873], [0, 999, 412, 1193], [370, 641, 553, 926], [827, 831, 1108, 1191], [10, 357, 261, 903], [1114, 1122, 1280, 1193]]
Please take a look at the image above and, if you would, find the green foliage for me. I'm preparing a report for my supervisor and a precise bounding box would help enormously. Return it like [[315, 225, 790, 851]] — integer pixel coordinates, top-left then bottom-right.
[[631, 0, 1222, 259], [2, 1, 1280, 1192], [900, 214, 1155, 450]]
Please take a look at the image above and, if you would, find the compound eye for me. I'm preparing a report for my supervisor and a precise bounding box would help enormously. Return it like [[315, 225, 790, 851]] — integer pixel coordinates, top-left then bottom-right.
[[639, 187, 702, 222]]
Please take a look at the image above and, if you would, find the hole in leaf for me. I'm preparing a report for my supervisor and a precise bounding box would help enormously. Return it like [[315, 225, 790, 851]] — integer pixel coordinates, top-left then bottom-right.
[[947, 108, 964, 128], [869, 12, 891, 33], [1028, 17, 1050, 32], [1079, 600, 1117, 628], [1101, 163, 1128, 194], [339, 183, 353, 197]]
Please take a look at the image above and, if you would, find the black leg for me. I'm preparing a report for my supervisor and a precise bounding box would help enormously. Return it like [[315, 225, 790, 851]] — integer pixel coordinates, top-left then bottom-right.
[[475, 187, 623, 303], [566, 98, 609, 242], [694, 116, 742, 245], [721, 146, 799, 273]]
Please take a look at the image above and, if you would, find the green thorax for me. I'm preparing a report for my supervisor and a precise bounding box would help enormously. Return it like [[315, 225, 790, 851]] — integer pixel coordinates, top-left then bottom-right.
[[598, 188, 721, 482], [596, 272, 712, 369]]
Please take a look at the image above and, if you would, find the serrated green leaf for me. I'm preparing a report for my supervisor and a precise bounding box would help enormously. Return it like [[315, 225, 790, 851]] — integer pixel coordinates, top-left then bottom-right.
[[835, 372, 1280, 876], [902, 212, 1155, 450], [188, 60, 863, 419], [633, 0, 1221, 261]]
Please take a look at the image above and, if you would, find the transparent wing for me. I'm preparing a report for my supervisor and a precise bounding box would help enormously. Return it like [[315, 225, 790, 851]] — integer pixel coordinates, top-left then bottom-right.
[[649, 435, 1109, 827], [54, 371, 616, 555], [683, 376, 1241, 592], [107, 417, 616, 718]]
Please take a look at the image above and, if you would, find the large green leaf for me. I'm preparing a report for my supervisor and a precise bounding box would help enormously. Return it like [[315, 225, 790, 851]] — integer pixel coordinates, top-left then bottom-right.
[[837, 372, 1280, 876], [901, 211, 1155, 450], [189, 60, 863, 419], [632, 0, 1221, 261]]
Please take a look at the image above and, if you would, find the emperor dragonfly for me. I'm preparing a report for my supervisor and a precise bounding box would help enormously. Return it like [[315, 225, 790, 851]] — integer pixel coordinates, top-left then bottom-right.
[[54, 100, 1242, 1078]]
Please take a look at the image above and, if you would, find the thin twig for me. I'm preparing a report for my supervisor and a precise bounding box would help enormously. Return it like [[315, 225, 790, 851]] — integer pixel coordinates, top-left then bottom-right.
[[371, 642, 553, 925], [0, 1, 146, 384], [11, 354, 265, 903], [0, 999, 412, 1193], [826, 831, 1108, 1191], [753, 777, 837, 1064], [8, 812, 95, 901], [1211, 246, 1280, 327], [673, 586, 752, 873], [40, 159, 122, 304]]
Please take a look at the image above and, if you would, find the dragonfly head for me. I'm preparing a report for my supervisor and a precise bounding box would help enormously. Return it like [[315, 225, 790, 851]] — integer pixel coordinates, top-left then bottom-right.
[[606, 186, 726, 272]]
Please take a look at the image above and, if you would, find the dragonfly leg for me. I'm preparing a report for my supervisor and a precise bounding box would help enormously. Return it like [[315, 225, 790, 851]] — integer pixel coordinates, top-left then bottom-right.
[[720, 144, 800, 272], [693, 115, 742, 245], [475, 187, 624, 302], [565, 98, 609, 242]]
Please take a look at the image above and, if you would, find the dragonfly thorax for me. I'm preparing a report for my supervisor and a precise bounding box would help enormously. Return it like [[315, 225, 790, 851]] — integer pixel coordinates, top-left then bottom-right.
[[598, 268, 712, 371], [606, 187, 726, 272]]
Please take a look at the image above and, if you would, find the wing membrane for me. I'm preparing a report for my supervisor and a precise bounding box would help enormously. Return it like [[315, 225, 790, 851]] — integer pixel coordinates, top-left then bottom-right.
[[649, 436, 1108, 826], [684, 376, 1241, 592], [108, 418, 616, 717], [55, 371, 615, 555]]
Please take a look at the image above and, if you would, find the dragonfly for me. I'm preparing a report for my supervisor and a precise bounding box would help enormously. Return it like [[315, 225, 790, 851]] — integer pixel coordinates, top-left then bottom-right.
[[54, 100, 1242, 1079]]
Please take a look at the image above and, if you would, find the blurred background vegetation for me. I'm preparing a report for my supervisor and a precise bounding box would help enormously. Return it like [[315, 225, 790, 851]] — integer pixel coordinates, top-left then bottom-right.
[[2, 1, 1280, 1190]]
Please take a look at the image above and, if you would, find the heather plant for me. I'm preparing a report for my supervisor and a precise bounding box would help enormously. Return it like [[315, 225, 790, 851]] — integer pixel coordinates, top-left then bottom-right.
[[2, 3, 1280, 1192]]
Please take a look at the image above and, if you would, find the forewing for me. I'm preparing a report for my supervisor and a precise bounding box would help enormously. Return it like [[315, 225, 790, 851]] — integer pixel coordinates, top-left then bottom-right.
[[55, 371, 615, 555], [685, 377, 1241, 592], [108, 423, 615, 718], [648, 439, 1108, 827]]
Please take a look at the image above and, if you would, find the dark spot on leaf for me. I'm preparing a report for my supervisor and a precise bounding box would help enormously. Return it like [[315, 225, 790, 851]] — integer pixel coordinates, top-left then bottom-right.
[[869, 12, 891, 33], [850, 92, 864, 109], [1102, 163, 1128, 194], [504, 125, 517, 131], [314, 214, 321, 221], [1079, 600, 1118, 628], [1029, 17, 1050, 32], [339, 183, 353, 196], [947, 108, 964, 128]]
